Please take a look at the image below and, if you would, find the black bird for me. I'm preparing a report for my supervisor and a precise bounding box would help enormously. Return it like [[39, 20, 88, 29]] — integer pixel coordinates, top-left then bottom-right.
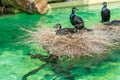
[[54, 24, 78, 35], [70, 7, 85, 30], [109, 20, 120, 26], [101, 2, 110, 23]]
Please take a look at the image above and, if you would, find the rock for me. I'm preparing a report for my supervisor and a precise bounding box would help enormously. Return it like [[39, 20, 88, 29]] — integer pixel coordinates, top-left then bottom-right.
[[0, 0, 49, 14]]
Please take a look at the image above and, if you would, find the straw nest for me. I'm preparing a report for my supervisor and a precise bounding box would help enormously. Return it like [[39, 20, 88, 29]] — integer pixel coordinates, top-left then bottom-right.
[[31, 24, 120, 60]]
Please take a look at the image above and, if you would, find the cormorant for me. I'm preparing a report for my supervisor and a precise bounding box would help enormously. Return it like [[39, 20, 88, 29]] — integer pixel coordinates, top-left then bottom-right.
[[109, 20, 120, 26], [54, 24, 78, 35], [70, 7, 85, 30], [101, 2, 110, 23]]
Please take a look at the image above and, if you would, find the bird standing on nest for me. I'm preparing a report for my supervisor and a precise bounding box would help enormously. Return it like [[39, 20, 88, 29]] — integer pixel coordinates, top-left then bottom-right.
[[70, 7, 91, 31], [70, 7, 84, 30], [54, 24, 78, 35], [101, 2, 110, 24]]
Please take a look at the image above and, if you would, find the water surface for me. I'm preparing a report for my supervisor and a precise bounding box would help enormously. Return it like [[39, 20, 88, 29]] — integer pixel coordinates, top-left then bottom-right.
[[0, 2, 120, 80]]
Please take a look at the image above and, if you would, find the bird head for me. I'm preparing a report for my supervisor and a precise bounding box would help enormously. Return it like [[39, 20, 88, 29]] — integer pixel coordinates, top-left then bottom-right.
[[54, 24, 62, 30], [103, 2, 107, 7], [72, 7, 78, 12]]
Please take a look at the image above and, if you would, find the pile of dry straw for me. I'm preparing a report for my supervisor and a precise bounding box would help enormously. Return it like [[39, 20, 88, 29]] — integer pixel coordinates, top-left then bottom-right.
[[31, 24, 120, 59]]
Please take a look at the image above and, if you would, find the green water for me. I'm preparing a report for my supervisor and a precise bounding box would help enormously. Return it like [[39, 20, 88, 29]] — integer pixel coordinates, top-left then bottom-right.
[[0, 2, 120, 80]]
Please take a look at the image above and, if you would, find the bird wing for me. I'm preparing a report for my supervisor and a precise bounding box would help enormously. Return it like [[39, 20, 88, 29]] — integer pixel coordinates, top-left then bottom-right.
[[74, 16, 84, 23]]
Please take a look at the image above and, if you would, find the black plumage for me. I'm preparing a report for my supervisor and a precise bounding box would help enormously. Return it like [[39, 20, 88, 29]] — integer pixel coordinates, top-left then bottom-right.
[[70, 7, 84, 30], [101, 2, 110, 23], [54, 24, 77, 35], [109, 20, 120, 26]]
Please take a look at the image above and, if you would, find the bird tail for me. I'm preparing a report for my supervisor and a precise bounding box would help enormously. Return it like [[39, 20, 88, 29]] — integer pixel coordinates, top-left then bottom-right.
[[83, 27, 92, 31]]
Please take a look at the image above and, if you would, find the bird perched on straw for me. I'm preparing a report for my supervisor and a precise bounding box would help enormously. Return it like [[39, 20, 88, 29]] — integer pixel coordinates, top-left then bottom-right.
[[70, 7, 91, 31], [101, 2, 110, 24], [54, 23, 78, 35]]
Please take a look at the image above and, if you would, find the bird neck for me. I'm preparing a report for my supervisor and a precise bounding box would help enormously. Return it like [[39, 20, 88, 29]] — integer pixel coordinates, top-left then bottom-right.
[[71, 11, 75, 17], [58, 28, 61, 30], [55, 28, 60, 32], [103, 5, 107, 8], [71, 11, 75, 14], [57, 27, 61, 30]]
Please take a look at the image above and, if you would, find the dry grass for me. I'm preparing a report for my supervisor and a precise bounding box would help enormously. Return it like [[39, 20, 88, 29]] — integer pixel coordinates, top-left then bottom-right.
[[31, 24, 120, 59]]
